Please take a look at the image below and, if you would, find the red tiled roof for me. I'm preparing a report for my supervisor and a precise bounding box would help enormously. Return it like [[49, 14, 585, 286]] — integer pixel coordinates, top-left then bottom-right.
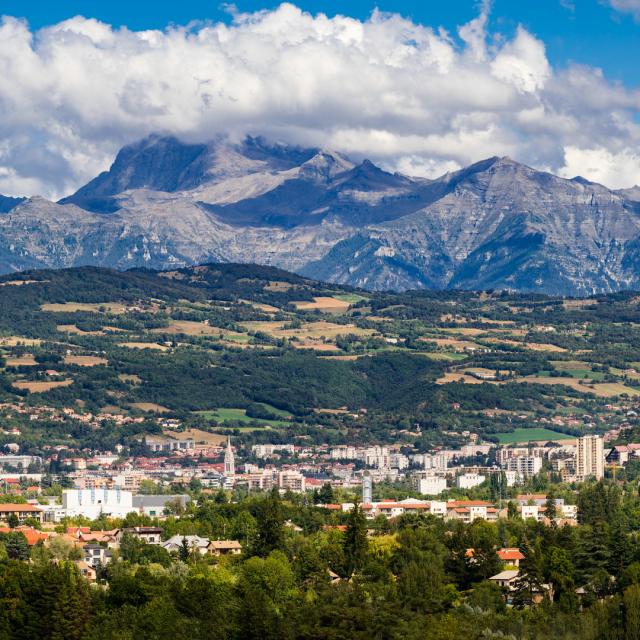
[[0, 503, 41, 512], [498, 548, 525, 561]]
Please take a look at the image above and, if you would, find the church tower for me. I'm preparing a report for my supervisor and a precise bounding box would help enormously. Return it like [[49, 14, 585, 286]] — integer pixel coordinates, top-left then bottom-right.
[[224, 436, 235, 476]]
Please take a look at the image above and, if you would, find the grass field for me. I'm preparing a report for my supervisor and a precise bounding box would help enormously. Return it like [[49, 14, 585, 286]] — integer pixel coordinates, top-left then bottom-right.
[[333, 294, 368, 303], [517, 376, 640, 397], [130, 402, 170, 413], [491, 428, 575, 444], [5, 355, 37, 366], [64, 355, 108, 367], [57, 324, 104, 336], [119, 342, 169, 351], [42, 302, 127, 314], [151, 320, 226, 337], [195, 406, 290, 427], [416, 352, 469, 362]]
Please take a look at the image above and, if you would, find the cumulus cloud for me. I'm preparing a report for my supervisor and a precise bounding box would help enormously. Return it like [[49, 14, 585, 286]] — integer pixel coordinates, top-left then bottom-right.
[[0, 2, 639, 198]]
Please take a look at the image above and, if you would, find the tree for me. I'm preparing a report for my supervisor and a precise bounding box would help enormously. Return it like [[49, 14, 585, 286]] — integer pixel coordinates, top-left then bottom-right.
[[318, 482, 334, 505], [6, 514, 18, 529], [343, 503, 368, 577], [254, 488, 285, 557], [179, 536, 191, 562], [512, 539, 545, 608]]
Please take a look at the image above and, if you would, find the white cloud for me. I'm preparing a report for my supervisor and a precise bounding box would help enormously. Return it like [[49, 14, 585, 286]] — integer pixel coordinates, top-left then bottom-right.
[[0, 3, 639, 198], [560, 146, 640, 189], [606, 0, 640, 20]]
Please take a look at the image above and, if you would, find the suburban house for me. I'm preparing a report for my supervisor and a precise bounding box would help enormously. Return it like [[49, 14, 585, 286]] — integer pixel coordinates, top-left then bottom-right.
[[162, 535, 210, 555], [0, 526, 49, 546], [0, 503, 43, 524], [75, 561, 97, 583], [83, 544, 113, 568], [207, 540, 242, 556], [490, 569, 520, 589], [116, 526, 163, 545], [497, 548, 525, 567]]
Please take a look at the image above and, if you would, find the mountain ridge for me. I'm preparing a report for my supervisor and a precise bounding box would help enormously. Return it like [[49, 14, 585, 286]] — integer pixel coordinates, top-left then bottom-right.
[[3, 134, 640, 295]]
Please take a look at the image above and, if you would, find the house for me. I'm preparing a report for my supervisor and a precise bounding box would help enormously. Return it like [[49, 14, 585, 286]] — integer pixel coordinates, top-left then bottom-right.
[[75, 561, 97, 583], [497, 548, 525, 567], [207, 540, 242, 556], [162, 535, 210, 555], [0, 503, 43, 524], [489, 569, 520, 589], [116, 526, 163, 545], [83, 544, 113, 568], [0, 526, 49, 546]]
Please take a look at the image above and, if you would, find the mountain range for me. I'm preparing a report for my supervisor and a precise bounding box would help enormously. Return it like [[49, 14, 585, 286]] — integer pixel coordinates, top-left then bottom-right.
[[2, 134, 640, 295]]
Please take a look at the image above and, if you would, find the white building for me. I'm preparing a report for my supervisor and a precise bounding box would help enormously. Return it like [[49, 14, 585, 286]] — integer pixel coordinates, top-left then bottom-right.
[[62, 489, 136, 519], [504, 456, 542, 478], [364, 446, 390, 470], [576, 435, 604, 481], [416, 475, 447, 496], [456, 473, 486, 490]]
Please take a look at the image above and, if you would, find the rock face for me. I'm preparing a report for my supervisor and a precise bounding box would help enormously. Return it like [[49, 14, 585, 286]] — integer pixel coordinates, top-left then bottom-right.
[[3, 135, 640, 294]]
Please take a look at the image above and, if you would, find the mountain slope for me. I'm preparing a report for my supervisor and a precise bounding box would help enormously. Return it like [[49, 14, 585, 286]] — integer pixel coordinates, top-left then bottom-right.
[[0, 195, 25, 214], [5, 136, 640, 295]]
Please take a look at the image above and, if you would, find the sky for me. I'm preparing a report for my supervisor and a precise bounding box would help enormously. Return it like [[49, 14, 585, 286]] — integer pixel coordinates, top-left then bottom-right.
[[0, 0, 639, 198]]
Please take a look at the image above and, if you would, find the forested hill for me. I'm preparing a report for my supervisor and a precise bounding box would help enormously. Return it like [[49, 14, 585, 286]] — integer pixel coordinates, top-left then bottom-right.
[[2, 262, 640, 451]]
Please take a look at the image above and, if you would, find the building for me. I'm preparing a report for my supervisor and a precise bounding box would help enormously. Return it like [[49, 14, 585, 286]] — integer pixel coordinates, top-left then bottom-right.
[[83, 544, 113, 568], [362, 472, 373, 505], [144, 435, 195, 452], [0, 455, 42, 470], [207, 540, 242, 556], [0, 503, 43, 524], [415, 475, 447, 496], [456, 473, 486, 490], [497, 548, 525, 567], [252, 444, 295, 459], [277, 470, 305, 493], [224, 436, 235, 476], [504, 456, 542, 478], [489, 569, 520, 589], [62, 488, 136, 519], [116, 526, 163, 545], [576, 435, 604, 481], [162, 535, 210, 555], [133, 494, 190, 517]]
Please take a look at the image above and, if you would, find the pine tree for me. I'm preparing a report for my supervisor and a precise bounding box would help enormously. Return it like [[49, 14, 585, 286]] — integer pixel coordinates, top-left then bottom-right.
[[254, 487, 285, 557], [343, 503, 368, 577], [512, 539, 545, 608]]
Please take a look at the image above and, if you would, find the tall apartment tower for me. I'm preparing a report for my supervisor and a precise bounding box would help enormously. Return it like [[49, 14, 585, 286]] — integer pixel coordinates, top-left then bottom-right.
[[576, 435, 604, 481], [224, 436, 236, 476], [362, 472, 373, 504]]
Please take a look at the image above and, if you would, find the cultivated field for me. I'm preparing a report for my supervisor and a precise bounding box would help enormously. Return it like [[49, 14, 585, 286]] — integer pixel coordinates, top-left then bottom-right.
[[64, 355, 108, 367], [12, 379, 73, 392], [42, 302, 127, 313], [292, 296, 352, 312]]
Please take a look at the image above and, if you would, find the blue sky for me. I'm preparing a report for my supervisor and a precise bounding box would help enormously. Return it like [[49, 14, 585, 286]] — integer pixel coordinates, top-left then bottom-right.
[[3, 0, 639, 84]]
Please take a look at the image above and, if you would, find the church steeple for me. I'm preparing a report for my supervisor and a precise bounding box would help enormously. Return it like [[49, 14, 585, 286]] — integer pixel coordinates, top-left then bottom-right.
[[224, 435, 235, 476]]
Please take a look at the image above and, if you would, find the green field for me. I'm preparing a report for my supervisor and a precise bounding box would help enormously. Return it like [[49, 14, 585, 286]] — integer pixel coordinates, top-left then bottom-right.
[[195, 405, 291, 428], [334, 293, 368, 303], [490, 428, 575, 444]]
